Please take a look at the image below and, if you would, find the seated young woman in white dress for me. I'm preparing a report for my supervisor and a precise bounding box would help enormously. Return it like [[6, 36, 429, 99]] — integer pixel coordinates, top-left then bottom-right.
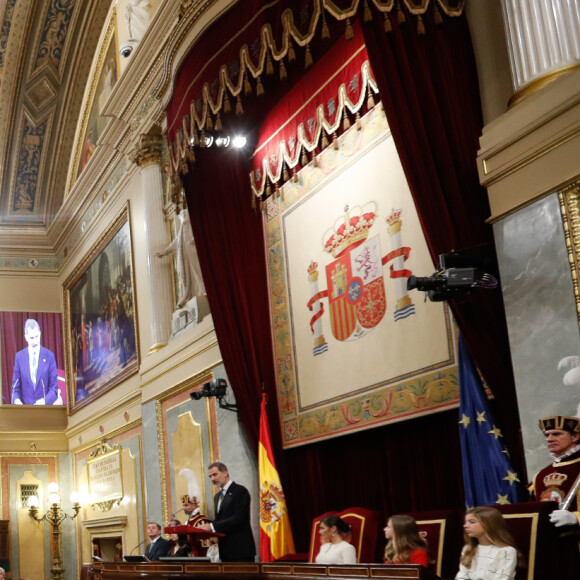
[[314, 515, 357, 564], [456, 506, 522, 580]]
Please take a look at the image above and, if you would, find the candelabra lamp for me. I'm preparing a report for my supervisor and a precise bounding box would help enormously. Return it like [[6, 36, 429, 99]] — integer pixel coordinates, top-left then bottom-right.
[[28, 483, 81, 580]]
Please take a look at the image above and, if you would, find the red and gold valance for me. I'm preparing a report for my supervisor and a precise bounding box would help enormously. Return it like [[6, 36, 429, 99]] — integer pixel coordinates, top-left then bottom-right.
[[167, 0, 464, 181], [250, 23, 377, 202]]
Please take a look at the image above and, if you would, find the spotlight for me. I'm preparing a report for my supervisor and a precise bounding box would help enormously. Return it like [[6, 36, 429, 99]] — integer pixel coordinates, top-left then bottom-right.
[[232, 135, 247, 148], [215, 136, 231, 148]]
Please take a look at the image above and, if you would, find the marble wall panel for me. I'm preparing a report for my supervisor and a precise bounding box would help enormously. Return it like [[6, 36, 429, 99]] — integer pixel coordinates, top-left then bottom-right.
[[494, 192, 580, 479]]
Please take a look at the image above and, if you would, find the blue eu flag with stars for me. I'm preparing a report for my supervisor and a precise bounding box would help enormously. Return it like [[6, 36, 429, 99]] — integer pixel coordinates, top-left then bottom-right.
[[458, 333, 523, 507]]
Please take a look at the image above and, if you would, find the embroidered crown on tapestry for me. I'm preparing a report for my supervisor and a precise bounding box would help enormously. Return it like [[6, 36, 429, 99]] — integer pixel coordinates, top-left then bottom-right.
[[167, 0, 465, 202]]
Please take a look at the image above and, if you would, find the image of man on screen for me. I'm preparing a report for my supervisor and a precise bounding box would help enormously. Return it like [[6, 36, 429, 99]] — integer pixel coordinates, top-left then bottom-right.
[[12, 319, 58, 405]]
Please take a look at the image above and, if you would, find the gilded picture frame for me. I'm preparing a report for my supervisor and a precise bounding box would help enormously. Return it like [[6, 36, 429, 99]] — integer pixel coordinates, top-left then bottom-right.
[[64, 204, 139, 414], [67, 8, 119, 191]]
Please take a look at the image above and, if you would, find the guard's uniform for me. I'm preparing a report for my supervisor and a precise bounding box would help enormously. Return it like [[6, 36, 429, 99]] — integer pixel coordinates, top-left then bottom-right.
[[529, 447, 580, 522]]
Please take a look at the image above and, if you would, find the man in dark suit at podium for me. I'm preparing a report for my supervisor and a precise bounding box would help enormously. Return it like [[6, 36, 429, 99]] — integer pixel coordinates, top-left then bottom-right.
[[198, 462, 256, 562], [144, 522, 170, 560]]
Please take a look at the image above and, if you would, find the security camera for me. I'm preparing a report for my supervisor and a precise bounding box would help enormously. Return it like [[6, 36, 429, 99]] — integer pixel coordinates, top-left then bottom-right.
[[119, 42, 134, 58]]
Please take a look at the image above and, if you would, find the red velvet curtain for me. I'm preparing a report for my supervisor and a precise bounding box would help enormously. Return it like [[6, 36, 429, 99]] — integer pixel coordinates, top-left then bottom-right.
[[182, 149, 278, 449], [173, 2, 524, 550], [361, 12, 524, 477], [1, 311, 64, 404]]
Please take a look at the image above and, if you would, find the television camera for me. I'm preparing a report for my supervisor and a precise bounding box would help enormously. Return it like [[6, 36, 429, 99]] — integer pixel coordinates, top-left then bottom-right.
[[407, 249, 498, 302]]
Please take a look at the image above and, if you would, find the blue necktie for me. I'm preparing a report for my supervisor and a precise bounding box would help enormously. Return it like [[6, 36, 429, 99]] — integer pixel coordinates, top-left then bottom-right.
[[217, 489, 225, 512]]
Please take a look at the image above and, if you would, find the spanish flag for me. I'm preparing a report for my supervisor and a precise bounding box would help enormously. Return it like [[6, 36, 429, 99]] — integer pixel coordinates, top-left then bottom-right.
[[259, 393, 295, 561]]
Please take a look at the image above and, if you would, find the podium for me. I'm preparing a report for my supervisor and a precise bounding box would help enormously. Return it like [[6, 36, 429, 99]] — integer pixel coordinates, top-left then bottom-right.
[[164, 525, 223, 557]]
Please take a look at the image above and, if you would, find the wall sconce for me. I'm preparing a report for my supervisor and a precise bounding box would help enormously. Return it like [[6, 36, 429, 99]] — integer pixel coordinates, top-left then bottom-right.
[[28, 483, 81, 580]]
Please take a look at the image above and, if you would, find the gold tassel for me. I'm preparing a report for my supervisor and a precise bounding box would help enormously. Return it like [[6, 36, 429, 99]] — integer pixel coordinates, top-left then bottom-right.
[[333, 133, 339, 150], [186, 146, 195, 162], [313, 153, 319, 167], [397, 1, 406, 25], [384, 13, 392, 33], [244, 76, 252, 96], [223, 93, 231, 113], [293, 169, 298, 183], [417, 15, 425, 35], [367, 90, 375, 109], [343, 109, 351, 130], [236, 95, 244, 115], [433, 3, 443, 25], [301, 149, 308, 166], [215, 113, 222, 131], [266, 53, 274, 75], [266, 182, 272, 198], [275, 185, 280, 199], [283, 164, 289, 181], [192, 126, 199, 146], [356, 112, 361, 130], [200, 130, 206, 147], [345, 18, 354, 40], [260, 200, 265, 211], [280, 58, 287, 80], [305, 45, 313, 69], [251, 193, 256, 210], [321, 132, 329, 149], [256, 77, 264, 96], [321, 12, 330, 39], [363, 0, 372, 22], [288, 38, 296, 62], [205, 115, 213, 131]]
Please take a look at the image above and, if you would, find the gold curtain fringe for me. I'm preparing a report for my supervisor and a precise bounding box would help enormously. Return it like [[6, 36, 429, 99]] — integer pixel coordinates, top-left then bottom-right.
[[266, 52, 274, 75], [417, 15, 425, 35], [179, 0, 465, 152], [363, 0, 372, 23], [288, 39, 296, 62], [173, 0, 465, 184], [256, 77, 264, 96], [321, 11, 330, 39], [215, 113, 223, 131], [345, 18, 354, 40], [305, 45, 313, 69], [433, 2, 443, 25]]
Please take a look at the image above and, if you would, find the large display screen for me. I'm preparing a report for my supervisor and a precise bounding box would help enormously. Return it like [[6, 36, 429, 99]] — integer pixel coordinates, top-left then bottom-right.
[[1, 312, 65, 406]]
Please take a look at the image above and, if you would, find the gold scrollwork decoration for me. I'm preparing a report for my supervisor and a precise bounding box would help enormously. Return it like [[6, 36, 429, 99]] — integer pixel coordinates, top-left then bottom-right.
[[558, 180, 580, 323], [91, 498, 123, 512]]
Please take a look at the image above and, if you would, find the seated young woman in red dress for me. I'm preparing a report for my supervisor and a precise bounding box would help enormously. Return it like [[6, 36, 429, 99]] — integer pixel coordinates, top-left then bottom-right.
[[383, 515, 429, 567]]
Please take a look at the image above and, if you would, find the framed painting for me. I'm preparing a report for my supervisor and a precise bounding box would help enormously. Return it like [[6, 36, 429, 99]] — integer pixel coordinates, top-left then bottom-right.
[[67, 8, 119, 190], [64, 204, 139, 413]]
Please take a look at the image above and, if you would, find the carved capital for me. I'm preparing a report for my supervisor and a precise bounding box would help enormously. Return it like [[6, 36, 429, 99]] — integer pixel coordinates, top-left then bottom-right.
[[129, 134, 164, 167]]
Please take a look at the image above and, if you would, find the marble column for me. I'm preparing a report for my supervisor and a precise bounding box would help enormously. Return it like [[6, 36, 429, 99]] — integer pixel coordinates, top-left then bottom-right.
[[500, 0, 580, 103], [130, 134, 173, 352]]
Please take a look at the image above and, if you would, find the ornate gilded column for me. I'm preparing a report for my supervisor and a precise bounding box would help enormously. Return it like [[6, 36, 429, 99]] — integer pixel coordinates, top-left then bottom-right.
[[130, 134, 173, 352], [500, 0, 580, 104]]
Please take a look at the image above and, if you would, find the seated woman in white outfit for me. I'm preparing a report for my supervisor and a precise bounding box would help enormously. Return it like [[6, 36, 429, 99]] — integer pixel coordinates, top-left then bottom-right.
[[314, 515, 357, 564], [456, 506, 522, 580]]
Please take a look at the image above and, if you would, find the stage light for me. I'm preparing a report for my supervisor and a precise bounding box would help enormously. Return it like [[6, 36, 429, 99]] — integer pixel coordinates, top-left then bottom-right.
[[215, 136, 231, 148], [232, 135, 247, 148]]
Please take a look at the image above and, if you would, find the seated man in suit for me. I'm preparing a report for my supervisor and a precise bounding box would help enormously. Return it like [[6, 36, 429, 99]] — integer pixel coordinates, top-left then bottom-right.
[[144, 522, 170, 561], [12, 318, 58, 405], [197, 462, 256, 562]]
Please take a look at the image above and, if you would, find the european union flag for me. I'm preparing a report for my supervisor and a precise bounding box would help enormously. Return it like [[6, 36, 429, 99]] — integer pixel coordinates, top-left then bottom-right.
[[458, 333, 523, 507]]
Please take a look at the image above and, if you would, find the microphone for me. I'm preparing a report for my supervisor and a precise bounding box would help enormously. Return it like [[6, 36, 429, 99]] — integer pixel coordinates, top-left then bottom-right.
[[130, 538, 147, 555], [170, 508, 185, 519]]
